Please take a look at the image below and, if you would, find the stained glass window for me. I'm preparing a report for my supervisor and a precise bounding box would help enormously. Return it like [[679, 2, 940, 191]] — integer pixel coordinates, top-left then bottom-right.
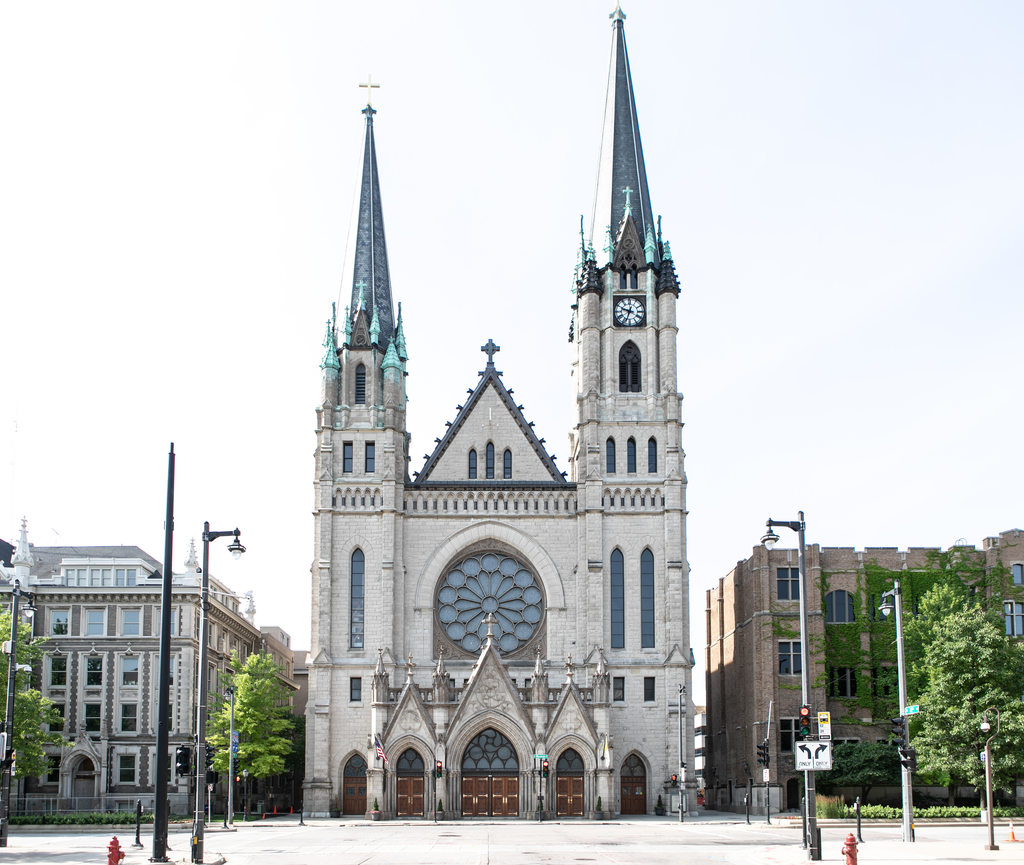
[[437, 553, 542, 654], [462, 728, 518, 773]]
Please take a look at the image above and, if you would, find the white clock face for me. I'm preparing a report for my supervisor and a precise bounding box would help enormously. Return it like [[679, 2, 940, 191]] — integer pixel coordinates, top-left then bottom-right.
[[614, 296, 645, 326]]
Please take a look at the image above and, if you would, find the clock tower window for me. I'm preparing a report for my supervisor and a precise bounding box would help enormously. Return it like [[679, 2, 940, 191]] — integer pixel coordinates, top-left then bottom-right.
[[618, 342, 641, 393], [355, 364, 366, 404], [619, 268, 637, 292]]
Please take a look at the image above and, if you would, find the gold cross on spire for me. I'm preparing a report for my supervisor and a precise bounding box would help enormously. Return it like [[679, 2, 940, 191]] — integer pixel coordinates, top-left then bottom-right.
[[359, 74, 380, 107]]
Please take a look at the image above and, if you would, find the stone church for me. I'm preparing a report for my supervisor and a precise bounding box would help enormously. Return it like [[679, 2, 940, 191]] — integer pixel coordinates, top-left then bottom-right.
[[305, 7, 693, 819]]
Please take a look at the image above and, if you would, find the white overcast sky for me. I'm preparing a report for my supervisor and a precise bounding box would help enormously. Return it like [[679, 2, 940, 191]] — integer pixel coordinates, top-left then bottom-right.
[[2, 2, 1021, 701]]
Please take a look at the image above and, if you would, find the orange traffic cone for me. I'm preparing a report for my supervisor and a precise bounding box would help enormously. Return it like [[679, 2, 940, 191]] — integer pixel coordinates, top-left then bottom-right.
[[1006, 821, 1018, 842], [273, 806, 277, 815]]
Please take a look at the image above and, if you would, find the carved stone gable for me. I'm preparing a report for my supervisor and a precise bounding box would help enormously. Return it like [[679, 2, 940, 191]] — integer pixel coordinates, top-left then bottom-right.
[[613, 215, 645, 272]]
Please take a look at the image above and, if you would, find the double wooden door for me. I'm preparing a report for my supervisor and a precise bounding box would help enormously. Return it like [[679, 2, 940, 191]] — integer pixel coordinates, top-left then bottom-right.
[[397, 776, 424, 817], [620, 777, 646, 814], [343, 778, 366, 815], [556, 776, 584, 816], [461, 775, 519, 816]]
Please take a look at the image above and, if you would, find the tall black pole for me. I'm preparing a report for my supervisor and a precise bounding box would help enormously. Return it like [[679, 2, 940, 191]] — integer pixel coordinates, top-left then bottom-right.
[[152, 444, 175, 862], [0, 583, 21, 848]]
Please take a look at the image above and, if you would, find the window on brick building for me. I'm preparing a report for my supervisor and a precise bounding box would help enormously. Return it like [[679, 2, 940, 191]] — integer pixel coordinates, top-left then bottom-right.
[[776, 568, 799, 601], [350, 677, 362, 702], [1013, 563, 1023, 586], [612, 676, 625, 702], [1005, 601, 1024, 637], [119, 754, 136, 783], [828, 666, 857, 698], [86, 657, 103, 687], [84, 703, 101, 732], [778, 641, 801, 676], [50, 656, 67, 687], [825, 590, 855, 623], [779, 718, 797, 752]]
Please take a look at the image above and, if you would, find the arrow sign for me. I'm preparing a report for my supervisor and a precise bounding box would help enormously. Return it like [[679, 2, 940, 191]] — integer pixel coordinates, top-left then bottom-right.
[[795, 741, 833, 771]]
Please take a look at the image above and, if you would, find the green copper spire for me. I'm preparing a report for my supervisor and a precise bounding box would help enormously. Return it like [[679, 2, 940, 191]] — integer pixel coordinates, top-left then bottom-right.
[[321, 302, 340, 370], [343, 304, 352, 341], [395, 302, 407, 360], [644, 225, 657, 265], [604, 225, 614, 266], [381, 339, 402, 371], [370, 303, 381, 343]]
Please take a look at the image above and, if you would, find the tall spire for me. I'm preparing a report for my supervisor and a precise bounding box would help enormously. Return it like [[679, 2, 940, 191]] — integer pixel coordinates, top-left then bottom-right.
[[350, 104, 395, 345], [590, 5, 654, 248]]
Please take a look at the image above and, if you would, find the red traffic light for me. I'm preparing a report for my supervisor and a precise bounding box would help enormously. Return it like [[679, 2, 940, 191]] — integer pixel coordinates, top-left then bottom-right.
[[798, 706, 811, 719], [670, 773, 678, 786], [542, 759, 550, 778], [435, 760, 443, 778]]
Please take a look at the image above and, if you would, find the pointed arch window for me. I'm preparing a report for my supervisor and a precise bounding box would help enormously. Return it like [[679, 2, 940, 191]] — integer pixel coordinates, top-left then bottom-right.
[[611, 549, 625, 649], [626, 438, 637, 473], [503, 449, 512, 479], [468, 449, 477, 479], [350, 549, 365, 649], [606, 438, 616, 474], [354, 364, 366, 404], [648, 437, 657, 473], [485, 443, 495, 479], [640, 549, 655, 648], [619, 342, 641, 393]]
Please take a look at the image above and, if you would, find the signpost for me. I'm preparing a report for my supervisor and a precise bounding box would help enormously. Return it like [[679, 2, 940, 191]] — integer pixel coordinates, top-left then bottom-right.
[[817, 712, 831, 741], [795, 741, 833, 772], [905, 705, 920, 715]]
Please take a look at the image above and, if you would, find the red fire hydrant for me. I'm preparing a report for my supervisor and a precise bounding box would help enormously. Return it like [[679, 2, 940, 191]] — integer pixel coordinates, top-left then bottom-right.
[[107, 836, 126, 865], [841, 832, 858, 865]]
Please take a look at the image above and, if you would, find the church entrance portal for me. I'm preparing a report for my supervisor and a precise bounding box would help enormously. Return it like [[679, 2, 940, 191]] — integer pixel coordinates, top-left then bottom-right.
[[620, 753, 647, 814], [396, 748, 425, 817], [460, 728, 519, 817], [342, 755, 367, 815], [555, 748, 584, 816]]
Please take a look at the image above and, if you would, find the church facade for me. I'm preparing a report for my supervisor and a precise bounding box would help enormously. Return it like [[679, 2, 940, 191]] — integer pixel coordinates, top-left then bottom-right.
[[304, 8, 693, 819]]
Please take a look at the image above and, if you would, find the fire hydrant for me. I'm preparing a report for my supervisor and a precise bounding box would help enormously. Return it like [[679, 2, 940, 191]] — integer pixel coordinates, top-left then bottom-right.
[[107, 836, 126, 865], [841, 832, 858, 865]]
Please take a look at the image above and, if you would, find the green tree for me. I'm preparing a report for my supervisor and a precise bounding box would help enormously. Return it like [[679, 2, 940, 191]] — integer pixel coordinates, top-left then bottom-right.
[[816, 741, 901, 801], [903, 586, 1024, 799], [206, 651, 294, 779], [0, 611, 66, 777]]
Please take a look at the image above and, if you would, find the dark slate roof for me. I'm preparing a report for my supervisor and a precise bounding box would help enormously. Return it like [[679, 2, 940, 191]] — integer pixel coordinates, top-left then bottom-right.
[[349, 106, 395, 345], [591, 10, 655, 249], [413, 356, 567, 486], [21, 545, 162, 579]]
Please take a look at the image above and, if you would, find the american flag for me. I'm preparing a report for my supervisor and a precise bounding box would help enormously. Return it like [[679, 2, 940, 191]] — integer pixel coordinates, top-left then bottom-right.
[[374, 735, 390, 766]]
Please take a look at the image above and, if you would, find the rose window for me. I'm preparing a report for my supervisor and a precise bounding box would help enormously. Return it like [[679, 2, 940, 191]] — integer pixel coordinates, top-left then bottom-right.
[[437, 552, 543, 654]]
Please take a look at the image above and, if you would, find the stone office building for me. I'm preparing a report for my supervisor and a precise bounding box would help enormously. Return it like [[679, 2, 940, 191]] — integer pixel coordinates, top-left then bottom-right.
[[304, 8, 695, 819]]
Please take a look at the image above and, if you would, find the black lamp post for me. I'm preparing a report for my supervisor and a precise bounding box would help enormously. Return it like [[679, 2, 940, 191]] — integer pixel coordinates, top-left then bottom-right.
[[192, 523, 244, 864], [1, 576, 35, 848], [761, 511, 819, 861]]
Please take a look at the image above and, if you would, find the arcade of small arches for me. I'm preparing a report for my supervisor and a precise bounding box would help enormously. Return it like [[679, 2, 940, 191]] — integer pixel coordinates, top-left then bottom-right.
[[335, 731, 653, 818]]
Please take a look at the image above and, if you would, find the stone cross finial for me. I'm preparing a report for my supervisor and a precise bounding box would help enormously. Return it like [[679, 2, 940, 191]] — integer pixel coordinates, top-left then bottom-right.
[[565, 653, 575, 680], [480, 338, 500, 365], [622, 186, 634, 217], [359, 74, 380, 107], [483, 612, 498, 644]]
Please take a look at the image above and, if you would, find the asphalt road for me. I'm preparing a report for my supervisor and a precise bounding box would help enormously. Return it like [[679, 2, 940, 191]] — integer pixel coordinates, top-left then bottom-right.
[[6, 813, 1022, 865]]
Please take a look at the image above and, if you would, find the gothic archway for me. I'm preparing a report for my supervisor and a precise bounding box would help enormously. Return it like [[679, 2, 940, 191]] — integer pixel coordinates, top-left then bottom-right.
[[460, 728, 519, 817], [342, 754, 367, 815], [71, 756, 98, 810], [396, 748, 425, 817], [619, 752, 647, 814]]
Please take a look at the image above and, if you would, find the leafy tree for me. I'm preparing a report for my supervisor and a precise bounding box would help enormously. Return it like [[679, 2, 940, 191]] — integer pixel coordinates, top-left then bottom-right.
[[206, 651, 294, 779], [903, 586, 1024, 800], [816, 741, 901, 801], [0, 611, 66, 777]]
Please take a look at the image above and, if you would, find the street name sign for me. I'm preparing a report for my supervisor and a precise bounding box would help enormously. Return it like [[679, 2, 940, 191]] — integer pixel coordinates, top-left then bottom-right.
[[795, 741, 833, 771], [904, 705, 920, 715]]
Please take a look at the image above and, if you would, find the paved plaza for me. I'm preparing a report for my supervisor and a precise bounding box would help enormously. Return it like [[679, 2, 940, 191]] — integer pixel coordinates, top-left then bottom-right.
[[5, 814, 1023, 865]]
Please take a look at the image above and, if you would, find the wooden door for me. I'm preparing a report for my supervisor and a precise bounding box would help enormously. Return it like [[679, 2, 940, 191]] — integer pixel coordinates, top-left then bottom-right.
[[491, 776, 518, 816], [620, 777, 646, 814], [556, 776, 583, 816], [461, 776, 490, 816], [343, 778, 366, 815], [397, 776, 424, 817]]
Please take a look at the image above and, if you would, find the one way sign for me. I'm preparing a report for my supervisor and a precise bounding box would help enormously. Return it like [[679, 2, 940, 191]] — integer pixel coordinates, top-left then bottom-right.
[[795, 741, 833, 771]]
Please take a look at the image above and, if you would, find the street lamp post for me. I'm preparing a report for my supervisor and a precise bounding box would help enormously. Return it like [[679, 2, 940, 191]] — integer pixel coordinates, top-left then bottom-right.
[[879, 580, 915, 843], [678, 684, 686, 822], [192, 523, 245, 864], [1, 573, 35, 848], [761, 511, 818, 861], [980, 708, 1000, 852], [224, 686, 235, 828]]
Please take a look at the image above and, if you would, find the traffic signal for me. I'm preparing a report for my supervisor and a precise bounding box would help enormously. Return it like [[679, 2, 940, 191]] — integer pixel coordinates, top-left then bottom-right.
[[899, 746, 917, 772], [798, 706, 812, 740], [205, 744, 216, 783], [435, 760, 443, 778], [670, 773, 678, 787], [175, 745, 192, 776], [756, 739, 770, 767], [890, 716, 908, 747], [542, 759, 550, 778]]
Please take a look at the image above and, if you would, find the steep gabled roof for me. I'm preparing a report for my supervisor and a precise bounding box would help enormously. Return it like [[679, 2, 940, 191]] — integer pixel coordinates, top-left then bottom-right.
[[412, 347, 566, 486], [590, 5, 655, 250]]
